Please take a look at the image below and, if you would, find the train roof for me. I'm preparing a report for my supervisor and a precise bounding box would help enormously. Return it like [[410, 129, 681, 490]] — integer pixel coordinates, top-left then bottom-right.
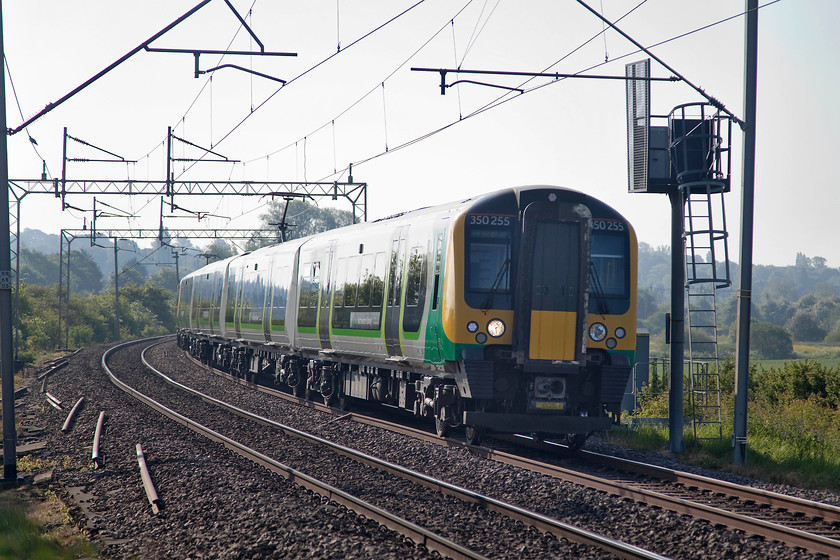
[[180, 185, 632, 284]]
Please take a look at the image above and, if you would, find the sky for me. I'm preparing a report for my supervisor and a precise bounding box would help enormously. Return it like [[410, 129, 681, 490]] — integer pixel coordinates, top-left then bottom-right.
[[4, 0, 839, 268]]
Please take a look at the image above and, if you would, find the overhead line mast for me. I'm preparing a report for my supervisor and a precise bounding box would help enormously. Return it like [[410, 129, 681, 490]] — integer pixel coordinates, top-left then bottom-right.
[[0, 0, 300, 483], [7, 0, 296, 136]]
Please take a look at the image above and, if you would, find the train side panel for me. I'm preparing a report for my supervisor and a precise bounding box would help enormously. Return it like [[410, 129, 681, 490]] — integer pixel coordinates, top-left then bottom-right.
[[266, 240, 305, 348], [327, 227, 390, 358]]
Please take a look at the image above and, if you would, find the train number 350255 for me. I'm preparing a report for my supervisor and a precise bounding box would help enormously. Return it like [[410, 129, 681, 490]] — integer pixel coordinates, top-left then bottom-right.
[[469, 215, 512, 226], [592, 219, 625, 232]]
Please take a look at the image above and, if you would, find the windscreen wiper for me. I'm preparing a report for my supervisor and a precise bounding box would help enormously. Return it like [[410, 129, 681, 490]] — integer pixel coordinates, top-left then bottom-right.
[[481, 257, 510, 312], [588, 261, 610, 315]]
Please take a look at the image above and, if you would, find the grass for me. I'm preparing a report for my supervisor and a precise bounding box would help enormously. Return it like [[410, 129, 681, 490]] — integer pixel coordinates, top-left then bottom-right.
[[0, 357, 98, 560], [0, 489, 96, 560], [614, 357, 840, 492]]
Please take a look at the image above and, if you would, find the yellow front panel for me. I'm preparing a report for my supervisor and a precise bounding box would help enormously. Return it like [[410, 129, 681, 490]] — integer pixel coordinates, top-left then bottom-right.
[[529, 310, 577, 361]]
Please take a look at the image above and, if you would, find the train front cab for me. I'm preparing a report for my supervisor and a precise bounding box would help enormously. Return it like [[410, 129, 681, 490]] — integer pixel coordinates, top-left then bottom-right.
[[446, 188, 636, 442]]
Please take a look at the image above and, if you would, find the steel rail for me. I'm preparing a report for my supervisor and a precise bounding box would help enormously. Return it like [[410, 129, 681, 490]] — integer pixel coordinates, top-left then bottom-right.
[[178, 345, 840, 556], [91, 411, 106, 468], [61, 396, 85, 433], [135, 443, 161, 514], [102, 339, 485, 560], [579, 450, 840, 525], [148, 342, 668, 560], [45, 392, 63, 410], [185, 350, 447, 444], [464, 438, 840, 558]]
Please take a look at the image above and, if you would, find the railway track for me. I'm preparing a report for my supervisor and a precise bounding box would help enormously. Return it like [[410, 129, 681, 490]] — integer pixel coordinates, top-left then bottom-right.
[[21, 342, 452, 559], [139, 338, 837, 558], [109, 337, 669, 560], [351, 406, 840, 558], [20, 339, 831, 558], [165, 339, 840, 558], [104, 340, 484, 560], [484, 439, 840, 558]]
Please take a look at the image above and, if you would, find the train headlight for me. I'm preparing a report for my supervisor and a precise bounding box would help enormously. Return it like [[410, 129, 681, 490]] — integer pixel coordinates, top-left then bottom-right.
[[487, 319, 506, 338], [475, 333, 488, 344], [606, 338, 618, 349], [467, 321, 479, 333], [615, 327, 626, 339], [589, 322, 607, 342]]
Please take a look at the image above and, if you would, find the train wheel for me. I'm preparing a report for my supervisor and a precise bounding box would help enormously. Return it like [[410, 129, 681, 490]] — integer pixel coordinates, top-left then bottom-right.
[[562, 433, 588, 451], [465, 425, 484, 446], [293, 383, 305, 398], [435, 418, 451, 439]]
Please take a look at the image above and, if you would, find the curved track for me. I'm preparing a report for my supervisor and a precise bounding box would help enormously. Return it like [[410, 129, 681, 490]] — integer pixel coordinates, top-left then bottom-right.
[[109, 338, 668, 560]]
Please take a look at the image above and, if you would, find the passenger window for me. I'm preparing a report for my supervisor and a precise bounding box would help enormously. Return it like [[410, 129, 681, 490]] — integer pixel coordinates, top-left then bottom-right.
[[405, 247, 425, 307], [372, 252, 385, 308]]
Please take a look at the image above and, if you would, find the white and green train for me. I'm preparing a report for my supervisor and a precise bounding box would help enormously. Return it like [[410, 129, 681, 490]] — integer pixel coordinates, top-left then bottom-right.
[[177, 186, 637, 446]]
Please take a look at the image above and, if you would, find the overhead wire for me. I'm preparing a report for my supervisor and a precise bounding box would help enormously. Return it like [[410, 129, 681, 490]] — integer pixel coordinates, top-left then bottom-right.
[[339, 0, 772, 174], [4, 56, 52, 179], [600, 0, 609, 62], [381, 83, 389, 152], [342, 0, 649, 169], [134, 0, 260, 166], [458, 0, 503, 68], [115, 240, 169, 277], [181, 0, 430, 178], [106, 0, 764, 233], [242, 0, 475, 166], [451, 20, 463, 119]]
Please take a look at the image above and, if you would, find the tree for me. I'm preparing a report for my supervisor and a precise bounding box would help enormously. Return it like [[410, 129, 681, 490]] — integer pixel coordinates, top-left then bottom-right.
[[148, 266, 180, 293], [763, 275, 798, 302], [19, 248, 57, 285], [749, 320, 794, 359], [786, 310, 827, 342], [196, 240, 237, 264], [760, 298, 793, 326], [636, 287, 659, 321], [108, 263, 146, 290], [249, 198, 354, 249], [69, 249, 104, 295], [120, 281, 177, 332], [795, 252, 812, 269], [825, 320, 840, 344]]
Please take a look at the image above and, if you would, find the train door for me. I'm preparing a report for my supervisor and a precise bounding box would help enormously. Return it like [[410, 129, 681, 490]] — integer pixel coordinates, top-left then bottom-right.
[[210, 274, 221, 333], [318, 242, 336, 349], [384, 227, 407, 356], [425, 231, 445, 363], [515, 202, 591, 362]]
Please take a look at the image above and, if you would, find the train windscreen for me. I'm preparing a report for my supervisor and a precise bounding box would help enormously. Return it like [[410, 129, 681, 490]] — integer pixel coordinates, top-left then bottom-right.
[[465, 216, 514, 309], [589, 231, 630, 314]]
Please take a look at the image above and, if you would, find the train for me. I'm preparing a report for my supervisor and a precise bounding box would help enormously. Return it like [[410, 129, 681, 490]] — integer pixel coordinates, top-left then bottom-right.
[[176, 186, 637, 447]]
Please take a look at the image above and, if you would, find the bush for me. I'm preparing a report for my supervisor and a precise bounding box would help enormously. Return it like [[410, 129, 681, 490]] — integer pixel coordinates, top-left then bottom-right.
[[68, 325, 95, 348], [751, 360, 840, 409], [13, 279, 177, 365]]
